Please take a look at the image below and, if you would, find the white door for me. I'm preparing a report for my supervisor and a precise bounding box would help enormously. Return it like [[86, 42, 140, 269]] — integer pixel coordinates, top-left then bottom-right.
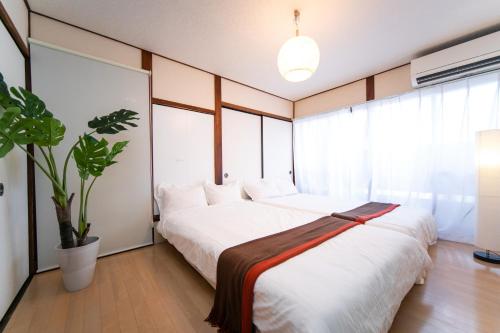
[[263, 117, 293, 180], [222, 109, 261, 183]]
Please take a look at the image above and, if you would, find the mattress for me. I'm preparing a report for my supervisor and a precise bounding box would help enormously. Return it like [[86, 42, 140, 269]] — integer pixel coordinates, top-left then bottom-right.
[[157, 201, 431, 333], [257, 193, 438, 248]]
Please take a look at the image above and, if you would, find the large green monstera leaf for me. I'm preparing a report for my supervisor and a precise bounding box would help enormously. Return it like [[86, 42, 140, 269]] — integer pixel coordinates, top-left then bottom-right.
[[88, 109, 139, 134], [73, 134, 129, 180], [73, 134, 109, 180], [30, 117, 66, 147], [10, 86, 53, 119]]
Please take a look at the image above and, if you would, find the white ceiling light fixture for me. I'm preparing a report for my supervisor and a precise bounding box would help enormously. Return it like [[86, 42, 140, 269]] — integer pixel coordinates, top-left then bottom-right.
[[277, 9, 320, 83]]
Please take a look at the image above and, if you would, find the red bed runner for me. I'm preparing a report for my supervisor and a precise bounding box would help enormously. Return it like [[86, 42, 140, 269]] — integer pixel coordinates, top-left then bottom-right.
[[331, 202, 400, 223], [206, 216, 359, 333]]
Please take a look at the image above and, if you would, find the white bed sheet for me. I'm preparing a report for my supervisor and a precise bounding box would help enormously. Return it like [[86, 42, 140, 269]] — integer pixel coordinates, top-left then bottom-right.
[[157, 201, 431, 333], [257, 194, 438, 248]]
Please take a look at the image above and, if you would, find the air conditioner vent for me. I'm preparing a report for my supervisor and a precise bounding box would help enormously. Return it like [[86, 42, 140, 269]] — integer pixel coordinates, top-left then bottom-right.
[[411, 31, 500, 88], [416, 55, 500, 85]]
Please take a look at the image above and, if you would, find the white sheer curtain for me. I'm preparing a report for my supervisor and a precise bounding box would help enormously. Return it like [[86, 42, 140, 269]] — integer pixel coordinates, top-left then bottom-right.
[[294, 72, 500, 243]]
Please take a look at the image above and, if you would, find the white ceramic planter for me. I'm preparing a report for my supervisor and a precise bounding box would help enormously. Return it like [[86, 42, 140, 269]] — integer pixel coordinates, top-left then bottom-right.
[[55, 236, 100, 292]]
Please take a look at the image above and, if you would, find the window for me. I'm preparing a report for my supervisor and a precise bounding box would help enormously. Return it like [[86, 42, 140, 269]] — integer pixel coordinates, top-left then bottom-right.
[[294, 72, 500, 243]]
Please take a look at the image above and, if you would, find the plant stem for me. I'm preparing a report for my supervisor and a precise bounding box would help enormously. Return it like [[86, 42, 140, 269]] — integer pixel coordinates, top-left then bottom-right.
[[37, 145, 66, 204], [78, 178, 86, 237], [83, 176, 97, 223], [62, 141, 77, 192], [16, 142, 66, 197], [48, 146, 61, 183], [37, 146, 55, 177]]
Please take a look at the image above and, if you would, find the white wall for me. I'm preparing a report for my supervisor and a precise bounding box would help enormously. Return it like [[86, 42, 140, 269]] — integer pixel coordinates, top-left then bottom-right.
[[374, 64, 413, 99], [1, 0, 28, 46], [222, 79, 292, 118], [31, 43, 152, 270], [31, 13, 141, 69], [0, 12, 29, 320], [152, 55, 215, 109], [294, 79, 366, 118]]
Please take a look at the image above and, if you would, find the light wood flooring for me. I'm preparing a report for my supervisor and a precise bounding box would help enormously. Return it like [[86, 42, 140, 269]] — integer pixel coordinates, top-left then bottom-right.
[[4, 240, 500, 333]]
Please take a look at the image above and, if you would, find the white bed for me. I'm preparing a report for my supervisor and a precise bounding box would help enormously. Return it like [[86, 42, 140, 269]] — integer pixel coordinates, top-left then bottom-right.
[[157, 200, 431, 333], [256, 193, 438, 249]]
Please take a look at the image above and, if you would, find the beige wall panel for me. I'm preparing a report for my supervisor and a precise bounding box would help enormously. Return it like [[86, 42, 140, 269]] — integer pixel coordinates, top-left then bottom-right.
[[2, 0, 28, 46], [222, 79, 292, 118], [295, 79, 366, 118], [375, 64, 413, 99], [31, 13, 141, 69], [152, 55, 215, 110]]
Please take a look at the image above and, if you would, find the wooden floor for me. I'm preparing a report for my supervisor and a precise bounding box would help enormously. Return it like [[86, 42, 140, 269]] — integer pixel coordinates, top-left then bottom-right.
[[5, 240, 500, 333]]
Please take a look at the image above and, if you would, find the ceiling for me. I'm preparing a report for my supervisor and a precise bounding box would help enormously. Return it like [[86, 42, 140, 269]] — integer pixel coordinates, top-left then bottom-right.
[[28, 0, 500, 101]]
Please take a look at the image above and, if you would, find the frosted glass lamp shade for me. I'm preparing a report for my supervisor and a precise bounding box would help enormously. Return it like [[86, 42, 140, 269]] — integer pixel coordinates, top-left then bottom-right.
[[476, 129, 500, 252], [277, 36, 320, 82]]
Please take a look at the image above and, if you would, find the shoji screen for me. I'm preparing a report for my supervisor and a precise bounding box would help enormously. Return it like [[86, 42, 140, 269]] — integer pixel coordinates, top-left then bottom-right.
[[31, 42, 152, 271], [0, 22, 29, 319], [222, 109, 261, 183], [153, 105, 214, 187], [262, 117, 293, 180]]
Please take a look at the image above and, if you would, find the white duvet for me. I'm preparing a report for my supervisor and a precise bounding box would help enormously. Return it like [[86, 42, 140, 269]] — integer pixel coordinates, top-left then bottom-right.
[[257, 194, 438, 249], [157, 201, 431, 333]]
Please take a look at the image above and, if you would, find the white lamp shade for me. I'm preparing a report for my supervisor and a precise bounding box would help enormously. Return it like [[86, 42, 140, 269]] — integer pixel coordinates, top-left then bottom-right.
[[476, 129, 500, 251], [277, 35, 320, 82]]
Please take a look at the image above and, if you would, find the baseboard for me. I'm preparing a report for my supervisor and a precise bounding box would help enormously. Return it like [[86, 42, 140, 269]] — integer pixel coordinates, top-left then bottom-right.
[[36, 241, 155, 273], [0, 274, 33, 332]]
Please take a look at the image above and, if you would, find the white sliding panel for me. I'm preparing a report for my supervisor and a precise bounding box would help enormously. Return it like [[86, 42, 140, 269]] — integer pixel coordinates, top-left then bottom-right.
[[31, 42, 151, 271], [0, 22, 28, 319], [222, 109, 261, 183], [153, 105, 214, 186], [263, 117, 293, 180]]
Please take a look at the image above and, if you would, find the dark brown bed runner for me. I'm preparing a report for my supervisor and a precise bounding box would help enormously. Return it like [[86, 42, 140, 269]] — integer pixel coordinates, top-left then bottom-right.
[[206, 216, 359, 333], [331, 202, 400, 223]]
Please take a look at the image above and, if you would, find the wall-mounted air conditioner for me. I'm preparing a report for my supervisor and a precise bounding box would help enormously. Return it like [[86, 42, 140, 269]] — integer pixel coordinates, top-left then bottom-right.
[[411, 31, 500, 88]]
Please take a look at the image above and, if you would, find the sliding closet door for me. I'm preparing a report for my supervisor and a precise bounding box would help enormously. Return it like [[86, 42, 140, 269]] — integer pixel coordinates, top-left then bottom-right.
[[262, 117, 293, 180], [153, 105, 214, 186], [31, 43, 151, 271], [0, 22, 29, 319], [222, 109, 261, 183]]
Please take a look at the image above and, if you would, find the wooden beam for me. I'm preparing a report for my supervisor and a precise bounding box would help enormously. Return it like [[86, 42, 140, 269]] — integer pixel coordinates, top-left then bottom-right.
[[141, 49, 152, 71], [25, 58, 37, 275], [0, 1, 29, 58], [221, 102, 292, 122], [152, 98, 215, 115], [366, 75, 375, 101], [142, 50, 156, 234], [214, 76, 223, 185]]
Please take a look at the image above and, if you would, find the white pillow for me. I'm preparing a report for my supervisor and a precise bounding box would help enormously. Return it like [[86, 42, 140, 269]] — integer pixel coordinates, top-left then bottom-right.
[[243, 180, 280, 201], [204, 181, 243, 205], [273, 179, 298, 196], [156, 184, 208, 215]]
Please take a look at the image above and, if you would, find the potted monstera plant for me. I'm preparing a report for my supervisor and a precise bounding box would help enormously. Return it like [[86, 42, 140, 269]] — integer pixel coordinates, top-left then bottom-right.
[[0, 73, 139, 291]]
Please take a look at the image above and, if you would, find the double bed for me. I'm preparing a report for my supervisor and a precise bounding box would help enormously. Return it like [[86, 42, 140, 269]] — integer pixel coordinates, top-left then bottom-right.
[[256, 193, 438, 249], [156, 200, 431, 333]]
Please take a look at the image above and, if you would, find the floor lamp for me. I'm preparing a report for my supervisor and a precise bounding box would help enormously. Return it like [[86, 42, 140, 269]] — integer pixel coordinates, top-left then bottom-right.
[[475, 129, 500, 264]]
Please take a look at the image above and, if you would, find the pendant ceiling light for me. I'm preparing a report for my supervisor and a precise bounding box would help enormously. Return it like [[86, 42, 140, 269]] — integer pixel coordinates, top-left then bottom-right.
[[278, 10, 320, 82]]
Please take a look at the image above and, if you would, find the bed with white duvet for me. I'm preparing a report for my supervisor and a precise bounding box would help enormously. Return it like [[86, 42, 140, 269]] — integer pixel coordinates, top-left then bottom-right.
[[256, 193, 438, 249], [156, 200, 431, 333]]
